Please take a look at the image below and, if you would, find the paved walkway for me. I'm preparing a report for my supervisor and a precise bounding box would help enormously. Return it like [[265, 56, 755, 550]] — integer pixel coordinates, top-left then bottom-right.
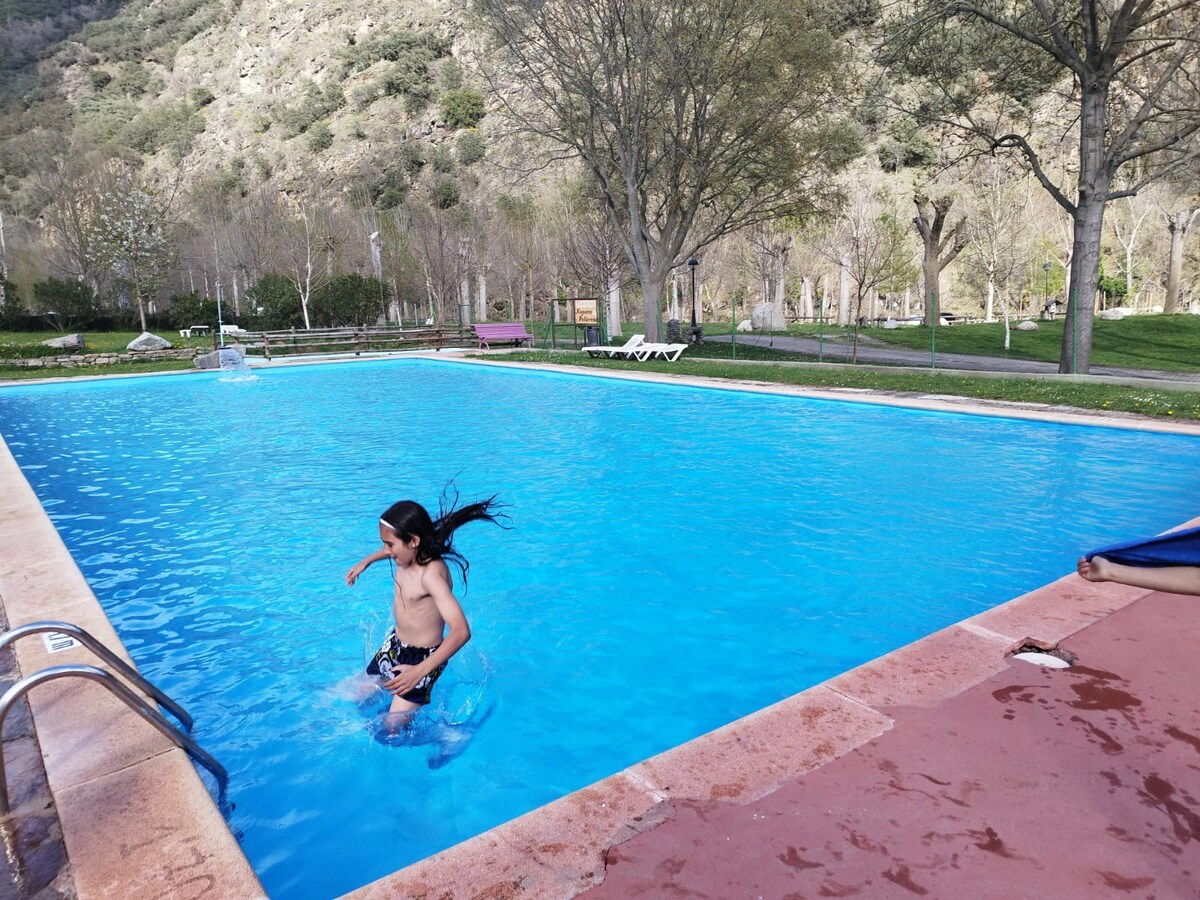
[[583, 587, 1200, 899], [712, 334, 1200, 382]]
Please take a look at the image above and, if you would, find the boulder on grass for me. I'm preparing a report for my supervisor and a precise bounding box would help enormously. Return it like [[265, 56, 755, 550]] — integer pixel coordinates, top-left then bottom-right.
[[736, 319, 754, 332], [750, 302, 786, 331], [41, 333, 85, 351], [1016, 320, 1038, 331], [127, 332, 172, 351]]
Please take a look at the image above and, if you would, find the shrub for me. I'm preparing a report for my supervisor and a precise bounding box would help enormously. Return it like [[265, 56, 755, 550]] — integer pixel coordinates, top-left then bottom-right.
[[32, 278, 98, 331], [307, 121, 334, 152], [430, 144, 454, 173], [455, 130, 486, 166], [440, 88, 485, 129], [399, 143, 425, 176], [75, 95, 141, 143], [119, 101, 205, 154], [437, 58, 464, 92], [0, 282, 27, 329], [877, 119, 934, 172], [90, 68, 113, 91], [190, 86, 215, 107], [166, 292, 219, 329], [374, 165, 408, 209], [404, 86, 432, 117], [113, 61, 151, 97], [311, 274, 388, 327], [244, 273, 301, 330], [275, 80, 345, 136], [431, 177, 459, 209]]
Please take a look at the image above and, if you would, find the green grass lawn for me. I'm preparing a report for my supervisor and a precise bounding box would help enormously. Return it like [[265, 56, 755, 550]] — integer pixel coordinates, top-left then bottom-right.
[[535, 313, 1200, 372], [4, 324, 1199, 422], [490, 349, 1200, 421], [785, 313, 1200, 373], [0, 330, 213, 356]]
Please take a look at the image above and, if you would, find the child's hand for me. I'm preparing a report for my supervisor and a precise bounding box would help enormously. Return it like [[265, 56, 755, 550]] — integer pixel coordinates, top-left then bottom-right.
[[345, 562, 368, 586], [383, 666, 423, 697]]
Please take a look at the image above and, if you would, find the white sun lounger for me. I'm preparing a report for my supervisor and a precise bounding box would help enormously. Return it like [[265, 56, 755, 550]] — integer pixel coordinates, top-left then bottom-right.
[[633, 342, 689, 362], [583, 333, 645, 359]]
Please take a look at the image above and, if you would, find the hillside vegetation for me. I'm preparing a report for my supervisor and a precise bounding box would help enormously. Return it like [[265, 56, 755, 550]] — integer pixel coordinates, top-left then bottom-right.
[[0, 0, 1197, 373]]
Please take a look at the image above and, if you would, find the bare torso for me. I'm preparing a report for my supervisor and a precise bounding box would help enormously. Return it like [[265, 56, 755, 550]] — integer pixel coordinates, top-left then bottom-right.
[[391, 560, 450, 647]]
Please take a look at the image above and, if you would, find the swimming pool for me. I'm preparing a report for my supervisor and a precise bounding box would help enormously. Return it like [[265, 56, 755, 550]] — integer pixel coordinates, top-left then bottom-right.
[[2, 359, 1198, 898]]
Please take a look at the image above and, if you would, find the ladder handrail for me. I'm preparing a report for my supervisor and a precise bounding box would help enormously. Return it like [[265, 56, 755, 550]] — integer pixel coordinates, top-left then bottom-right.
[[0, 664, 227, 816], [0, 621, 193, 730]]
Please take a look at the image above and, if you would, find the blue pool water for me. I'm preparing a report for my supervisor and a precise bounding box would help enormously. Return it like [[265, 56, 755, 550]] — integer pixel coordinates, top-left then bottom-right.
[[2, 359, 1199, 898]]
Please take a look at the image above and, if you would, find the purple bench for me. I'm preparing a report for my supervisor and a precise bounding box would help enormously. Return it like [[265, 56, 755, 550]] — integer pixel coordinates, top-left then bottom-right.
[[474, 322, 534, 350]]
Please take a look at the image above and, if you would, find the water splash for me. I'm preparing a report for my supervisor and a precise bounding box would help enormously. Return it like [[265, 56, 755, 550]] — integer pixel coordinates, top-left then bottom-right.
[[350, 646, 495, 767], [218, 349, 258, 382]]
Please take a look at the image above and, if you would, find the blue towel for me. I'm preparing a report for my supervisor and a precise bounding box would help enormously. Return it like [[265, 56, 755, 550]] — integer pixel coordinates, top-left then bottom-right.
[[1088, 523, 1200, 567]]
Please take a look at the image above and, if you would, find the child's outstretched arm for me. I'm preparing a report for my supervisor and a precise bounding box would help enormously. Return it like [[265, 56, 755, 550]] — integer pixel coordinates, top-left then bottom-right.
[[379, 562, 471, 698], [1077, 555, 1200, 596], [346, 549, 390, 586]]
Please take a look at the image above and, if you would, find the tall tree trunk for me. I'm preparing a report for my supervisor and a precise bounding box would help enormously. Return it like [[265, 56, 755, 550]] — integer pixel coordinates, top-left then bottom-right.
[[1063, 198, 1104, 373], [629, 226, 663, 342], [1062, 87, 1110, 374], [473, 277, 486, 325], [0, 211, 8, 310], [1164, 210, 1198, 314], [838, 256, 851, 326], [605, 274, 622, 335], [913, 194, 968, 325], [135, 284, 148, 332]]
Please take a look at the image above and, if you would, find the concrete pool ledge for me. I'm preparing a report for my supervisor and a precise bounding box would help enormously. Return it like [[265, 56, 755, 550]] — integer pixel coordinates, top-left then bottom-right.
[[347, 558, 1188, 899], [0, 438, 265, 898]]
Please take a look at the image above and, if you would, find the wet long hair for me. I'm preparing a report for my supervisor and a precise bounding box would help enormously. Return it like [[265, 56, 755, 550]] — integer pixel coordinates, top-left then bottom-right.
[[379, 485, 509, 586]]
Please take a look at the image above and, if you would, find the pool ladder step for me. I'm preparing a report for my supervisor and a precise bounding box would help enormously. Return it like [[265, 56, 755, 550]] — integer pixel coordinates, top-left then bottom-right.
[[0, 620, 228, 816]]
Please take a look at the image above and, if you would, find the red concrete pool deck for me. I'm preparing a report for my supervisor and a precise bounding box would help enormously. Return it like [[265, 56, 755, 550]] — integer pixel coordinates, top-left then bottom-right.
[[351, 569, 1200, 899], [587, 585, 1200, 899]]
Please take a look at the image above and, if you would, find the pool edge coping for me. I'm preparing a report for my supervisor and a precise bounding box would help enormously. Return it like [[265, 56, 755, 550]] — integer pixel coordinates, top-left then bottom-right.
[[0, 437, 266, 899], [342, 555, 1185, 898], [0, 354, 1196, 898]]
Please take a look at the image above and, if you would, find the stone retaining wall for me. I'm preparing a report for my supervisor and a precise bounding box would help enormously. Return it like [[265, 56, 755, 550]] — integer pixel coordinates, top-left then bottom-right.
[[3, 349, 201, 369]]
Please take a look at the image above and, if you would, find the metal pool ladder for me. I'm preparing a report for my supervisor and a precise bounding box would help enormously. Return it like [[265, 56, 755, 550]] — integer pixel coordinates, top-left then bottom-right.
[[0, 620, 228, 816]]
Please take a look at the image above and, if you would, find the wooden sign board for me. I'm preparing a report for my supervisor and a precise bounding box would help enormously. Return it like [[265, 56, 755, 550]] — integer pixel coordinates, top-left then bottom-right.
[[574, 298, 599, 325]]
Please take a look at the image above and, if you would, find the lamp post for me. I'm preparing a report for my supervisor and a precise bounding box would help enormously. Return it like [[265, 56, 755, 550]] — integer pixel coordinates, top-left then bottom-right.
[[688, 257, 698, 328], [1042, 261, 1052, 315]]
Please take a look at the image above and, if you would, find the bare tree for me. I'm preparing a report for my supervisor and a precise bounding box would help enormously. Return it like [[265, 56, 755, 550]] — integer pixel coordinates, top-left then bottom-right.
[[555, 188, 631, 336], [281, 200, 336, 330], [474, 0, 858, 341], [829, 186, 913, 361], [913, 193, 968, 323], [746, 224, 794, 328], [25, 143, 110, 299], [963, 161, 1035, 348], [1109, 194, 1155, 309]]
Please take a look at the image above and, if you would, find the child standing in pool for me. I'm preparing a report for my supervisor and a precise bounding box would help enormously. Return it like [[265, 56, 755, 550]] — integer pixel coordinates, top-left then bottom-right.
[[346, 493, 506, 723]]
